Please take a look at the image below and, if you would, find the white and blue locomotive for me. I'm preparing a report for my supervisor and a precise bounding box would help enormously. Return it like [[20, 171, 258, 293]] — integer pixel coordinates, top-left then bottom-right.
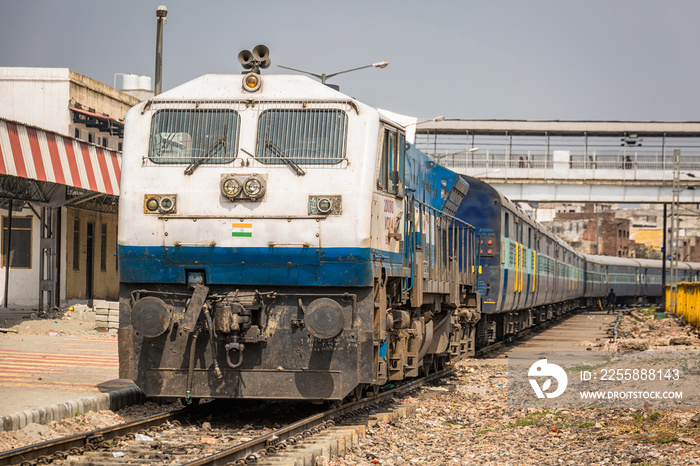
[[117, 52, 481, 402], [117, 51, 692, 402]]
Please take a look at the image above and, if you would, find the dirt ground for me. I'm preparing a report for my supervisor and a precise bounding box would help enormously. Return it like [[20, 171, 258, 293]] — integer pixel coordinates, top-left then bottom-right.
[[1, 308, 700, 464], [0, 308, 106, 336]]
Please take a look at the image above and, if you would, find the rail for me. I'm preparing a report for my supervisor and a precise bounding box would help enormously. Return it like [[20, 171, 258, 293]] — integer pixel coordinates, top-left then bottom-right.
[[1, 369, 452, 466]]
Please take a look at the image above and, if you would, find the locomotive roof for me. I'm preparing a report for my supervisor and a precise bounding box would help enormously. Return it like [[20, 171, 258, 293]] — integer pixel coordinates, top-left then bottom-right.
[[460, 175, 580, 256], [147, 74, 368, 105]]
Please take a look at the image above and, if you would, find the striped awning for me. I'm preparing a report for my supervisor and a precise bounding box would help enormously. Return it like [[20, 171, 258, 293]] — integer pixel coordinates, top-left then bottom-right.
[[0, 117, 120, 196]]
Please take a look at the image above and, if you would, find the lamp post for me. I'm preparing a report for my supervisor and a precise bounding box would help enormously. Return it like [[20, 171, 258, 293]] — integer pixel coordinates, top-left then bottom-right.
[[154, 5, 167, 96], [277, 61, 388, 85]]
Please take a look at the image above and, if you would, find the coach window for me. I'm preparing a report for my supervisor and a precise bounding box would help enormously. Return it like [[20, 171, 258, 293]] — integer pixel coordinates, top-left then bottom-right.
[[377, 127, 405, 196]]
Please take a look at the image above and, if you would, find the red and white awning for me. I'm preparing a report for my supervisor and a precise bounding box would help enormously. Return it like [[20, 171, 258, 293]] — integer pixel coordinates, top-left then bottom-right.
[[0, 117, 120, 196]]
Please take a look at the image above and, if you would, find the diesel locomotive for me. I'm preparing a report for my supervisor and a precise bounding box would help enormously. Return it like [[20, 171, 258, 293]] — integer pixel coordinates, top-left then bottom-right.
[[117, 48, 692, 403]]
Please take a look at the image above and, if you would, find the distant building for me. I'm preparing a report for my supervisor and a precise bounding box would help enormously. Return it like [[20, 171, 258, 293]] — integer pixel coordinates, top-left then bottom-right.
[[0, 67, 144, 307], [544, 204, 633, 257]]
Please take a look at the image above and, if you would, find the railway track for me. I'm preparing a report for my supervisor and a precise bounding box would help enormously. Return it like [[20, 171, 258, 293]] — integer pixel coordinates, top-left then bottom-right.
[[0, 369, 451, 466]]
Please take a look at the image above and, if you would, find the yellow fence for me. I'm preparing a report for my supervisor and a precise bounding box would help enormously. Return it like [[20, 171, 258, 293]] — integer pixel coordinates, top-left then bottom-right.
[[665, 283, 700, 328]]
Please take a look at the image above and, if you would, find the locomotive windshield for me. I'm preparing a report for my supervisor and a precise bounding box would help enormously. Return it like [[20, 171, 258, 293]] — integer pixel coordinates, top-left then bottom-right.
[[148, 109, 239, 165], [256, 109, 347, 165]]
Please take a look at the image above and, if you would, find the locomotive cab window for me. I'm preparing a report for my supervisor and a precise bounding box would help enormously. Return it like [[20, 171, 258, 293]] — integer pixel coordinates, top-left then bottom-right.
[[149, 109, 239, 164], [377, 127, 405, 196], [256, 109, 347, 165]]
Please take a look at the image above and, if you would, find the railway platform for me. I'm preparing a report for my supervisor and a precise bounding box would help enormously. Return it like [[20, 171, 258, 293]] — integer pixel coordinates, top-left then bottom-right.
[[0, 306, 142, 432], [507, 308, 615, 352]]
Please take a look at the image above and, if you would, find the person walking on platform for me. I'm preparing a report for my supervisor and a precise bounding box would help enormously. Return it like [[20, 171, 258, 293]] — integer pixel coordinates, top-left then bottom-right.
[[606, 288, 617, 314]]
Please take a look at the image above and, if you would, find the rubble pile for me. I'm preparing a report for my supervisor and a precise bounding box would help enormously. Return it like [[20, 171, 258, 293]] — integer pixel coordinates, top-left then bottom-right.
[[330, 360, 700, 465]]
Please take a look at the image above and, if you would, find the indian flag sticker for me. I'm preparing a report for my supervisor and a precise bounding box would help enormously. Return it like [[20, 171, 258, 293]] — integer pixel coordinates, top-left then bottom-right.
[[232, 223, 252, 237]]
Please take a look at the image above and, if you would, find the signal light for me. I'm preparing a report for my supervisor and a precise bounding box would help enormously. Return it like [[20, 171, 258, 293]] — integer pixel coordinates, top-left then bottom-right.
[[243, 73, 261, 92]]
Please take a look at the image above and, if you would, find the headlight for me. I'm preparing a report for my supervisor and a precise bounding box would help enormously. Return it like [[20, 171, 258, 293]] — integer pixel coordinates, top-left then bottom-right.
[[317, 198, 332, 214], [159, 196, 175, 212], [308, 195, 342, 215], [221, 176, 242, 199], [220, 174, 266, 201], [143, 194, 177, 214], [243, 176, 265, 199]]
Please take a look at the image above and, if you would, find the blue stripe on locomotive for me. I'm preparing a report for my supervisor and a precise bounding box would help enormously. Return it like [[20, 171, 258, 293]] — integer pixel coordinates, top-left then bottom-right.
[[118, 245, 407, 287]]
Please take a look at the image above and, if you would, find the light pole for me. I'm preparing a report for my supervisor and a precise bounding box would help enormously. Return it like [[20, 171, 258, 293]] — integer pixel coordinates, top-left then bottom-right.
[[154, 5, 167, 96], [277, 61, 388, 84]]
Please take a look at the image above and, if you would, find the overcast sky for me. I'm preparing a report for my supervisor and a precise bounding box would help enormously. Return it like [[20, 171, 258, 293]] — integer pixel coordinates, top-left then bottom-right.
[[2, 1, 699, 121]]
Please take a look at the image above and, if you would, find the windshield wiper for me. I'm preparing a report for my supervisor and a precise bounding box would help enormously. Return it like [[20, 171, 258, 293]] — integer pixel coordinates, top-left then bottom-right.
[[184, 136, 227, 175], [264, 140, 306, 176]]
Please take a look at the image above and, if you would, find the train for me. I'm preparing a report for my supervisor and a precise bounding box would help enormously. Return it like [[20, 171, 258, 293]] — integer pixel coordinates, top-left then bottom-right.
[[117, 47, 693, 403]]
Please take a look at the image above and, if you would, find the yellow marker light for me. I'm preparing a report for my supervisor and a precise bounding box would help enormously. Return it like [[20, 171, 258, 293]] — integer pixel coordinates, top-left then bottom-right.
[[243, 73, 261, 92], [145, 197, 159, 212]]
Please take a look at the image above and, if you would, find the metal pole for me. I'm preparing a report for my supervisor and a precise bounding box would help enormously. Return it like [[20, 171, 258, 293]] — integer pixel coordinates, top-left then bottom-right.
[[670, 149, 681, 315], [154, 5, 168, 96], [3, 200, 12, 308], [661, 202, 667, 311]]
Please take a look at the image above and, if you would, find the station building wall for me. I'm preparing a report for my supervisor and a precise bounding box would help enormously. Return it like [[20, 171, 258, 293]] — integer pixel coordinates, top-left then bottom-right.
[[64, 208, 119, 302]]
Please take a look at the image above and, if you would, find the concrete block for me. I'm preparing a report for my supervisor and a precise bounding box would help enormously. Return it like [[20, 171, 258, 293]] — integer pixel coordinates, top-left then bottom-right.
[[81, 311, 96, 323], [287, 444, 324, 465], [9, 413, 21, 431], [108, 302, 120, 310], [255, 459, 299, 466], [316, 434, 346, 456], [49, 404, 61, 423], [17, 411, 28, 430], [306, 438, 336, 458], [93, 299, 108, 309], [72, 303, 90, 313], [330, 428, 361, 448], [95, 392, 111, 411]]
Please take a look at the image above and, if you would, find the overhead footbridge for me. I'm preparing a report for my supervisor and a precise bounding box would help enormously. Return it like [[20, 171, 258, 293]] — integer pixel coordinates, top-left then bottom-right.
[[414, 120, 700, 204]]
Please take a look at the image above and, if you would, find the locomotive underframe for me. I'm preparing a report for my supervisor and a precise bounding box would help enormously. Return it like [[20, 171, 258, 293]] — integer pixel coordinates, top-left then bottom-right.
[[119, 277, 480, 402], [119, 283, 377, 401]]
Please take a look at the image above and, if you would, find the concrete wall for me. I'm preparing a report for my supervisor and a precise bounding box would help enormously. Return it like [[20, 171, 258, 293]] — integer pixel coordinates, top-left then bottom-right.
[[0, 68, 72, 134], [0, 206, 43, 306]]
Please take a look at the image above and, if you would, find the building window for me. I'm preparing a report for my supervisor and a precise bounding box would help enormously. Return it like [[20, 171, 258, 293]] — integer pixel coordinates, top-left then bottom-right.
[[102, 137, 108, 148], [74, 128, 80, 139], [72, 219, 80, 270], [118, 142, 123, 152], [2, 217, 32, 268], [100, 224, 107, 271], [88, 133, 93, 144]]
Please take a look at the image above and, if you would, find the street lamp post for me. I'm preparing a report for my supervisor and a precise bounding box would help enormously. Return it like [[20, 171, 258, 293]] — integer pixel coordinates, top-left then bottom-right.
[[277, 61, 388, 84], [154, 5, 168, 96]]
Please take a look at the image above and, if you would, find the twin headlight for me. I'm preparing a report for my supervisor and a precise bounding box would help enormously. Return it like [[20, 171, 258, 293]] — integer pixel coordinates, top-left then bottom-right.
[[144, 194, 177, 214], [221, 174, 266, 201]]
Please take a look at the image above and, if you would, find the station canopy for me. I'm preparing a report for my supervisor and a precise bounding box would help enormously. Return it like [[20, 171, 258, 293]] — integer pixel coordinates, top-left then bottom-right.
[[0, 117, 120, 212]]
